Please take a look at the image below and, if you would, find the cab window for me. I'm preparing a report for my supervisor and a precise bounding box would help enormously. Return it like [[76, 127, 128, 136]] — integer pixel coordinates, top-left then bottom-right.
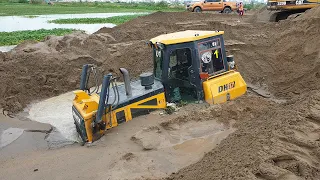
[[198, 39, 225, 75], [153, 49, 163, 79], [168, 48, 192, 81]]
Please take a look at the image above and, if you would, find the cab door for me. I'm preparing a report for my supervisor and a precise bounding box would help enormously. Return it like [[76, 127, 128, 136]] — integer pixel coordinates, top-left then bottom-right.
[[165, 47, 198, 102], [211, 0, 223, 11], [202, 0, 215, 10]]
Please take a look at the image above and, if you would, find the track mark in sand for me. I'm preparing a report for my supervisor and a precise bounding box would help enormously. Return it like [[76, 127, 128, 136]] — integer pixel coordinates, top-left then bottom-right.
[[257, 110, 320, 180], [293, 129, 320, 142], [272, 155, 296, 165], [255, 172, 301, 180], [272, 129, 320, 176], [256, 153, 317, 180], [306, 116, 320, 127], [121, 152, 136, 161], [278, 135, 317, 151], [254, 161, 300, 180], [279, 128, 320, 165], [271, 155, 303, 177]]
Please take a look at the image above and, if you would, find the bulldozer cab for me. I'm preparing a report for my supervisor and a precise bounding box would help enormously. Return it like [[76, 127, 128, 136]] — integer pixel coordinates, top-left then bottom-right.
[[149, 30, 230, 102]]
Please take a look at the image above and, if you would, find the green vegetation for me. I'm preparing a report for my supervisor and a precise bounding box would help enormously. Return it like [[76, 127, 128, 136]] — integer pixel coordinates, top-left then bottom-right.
[[0, 2, 184, 16], [48, 14, 144, 25], [244, 2, 266, 10], [24, 15, 38, 18], [0, 28, 76, 46]]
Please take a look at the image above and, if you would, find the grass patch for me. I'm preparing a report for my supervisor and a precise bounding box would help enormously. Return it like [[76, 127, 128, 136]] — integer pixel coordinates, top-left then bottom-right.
[[0, 2, 184, 16], [48, 14, 144, 25], [244, 2, 266, 10], [0, 28, 76, 46], [24, 15, 38, 18]]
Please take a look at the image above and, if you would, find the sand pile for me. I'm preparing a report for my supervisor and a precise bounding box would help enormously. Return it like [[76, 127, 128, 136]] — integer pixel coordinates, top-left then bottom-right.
[[235, 18, 320, 99], [0, 32, 150, 112], [247, 6, 273, 23], [167, 93, 320, 180], [295, 5, 320, 20]]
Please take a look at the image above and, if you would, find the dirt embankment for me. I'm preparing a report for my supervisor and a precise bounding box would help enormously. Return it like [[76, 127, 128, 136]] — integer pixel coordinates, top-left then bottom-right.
[[166, 7, 320, 180], [167, 93, 320, 180], [0, 7, 320, 180]]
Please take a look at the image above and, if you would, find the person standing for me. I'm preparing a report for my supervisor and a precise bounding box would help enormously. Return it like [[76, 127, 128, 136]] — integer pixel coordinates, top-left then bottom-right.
[[238, 2, 244, 17]]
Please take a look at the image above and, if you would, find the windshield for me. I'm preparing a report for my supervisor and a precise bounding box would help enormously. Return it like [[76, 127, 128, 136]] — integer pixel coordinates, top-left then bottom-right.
[[198, 38, 225, 75], [153, 49, 163, 79]]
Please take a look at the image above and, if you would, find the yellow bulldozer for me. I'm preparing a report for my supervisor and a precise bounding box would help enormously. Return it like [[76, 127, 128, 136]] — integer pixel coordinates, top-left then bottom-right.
[[267, 0, 320, 21], [72, 30, 247, 145]]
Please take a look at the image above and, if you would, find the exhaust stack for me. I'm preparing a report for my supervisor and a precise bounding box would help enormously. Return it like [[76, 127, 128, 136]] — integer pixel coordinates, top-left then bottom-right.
[[95, 74, 112, 124], [80, 64, 89, 90], [119, 68, 132, 96]]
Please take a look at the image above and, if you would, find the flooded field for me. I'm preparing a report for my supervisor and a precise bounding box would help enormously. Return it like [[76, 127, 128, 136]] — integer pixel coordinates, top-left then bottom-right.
[[0, 12, 145, 52], [0, 13, 144, 33]]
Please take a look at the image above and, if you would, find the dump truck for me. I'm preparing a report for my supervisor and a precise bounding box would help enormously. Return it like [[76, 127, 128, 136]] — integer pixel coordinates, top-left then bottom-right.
[[267, 0, 320, 21], [72, 30, 247, 145], [186, 0, 238, 13]]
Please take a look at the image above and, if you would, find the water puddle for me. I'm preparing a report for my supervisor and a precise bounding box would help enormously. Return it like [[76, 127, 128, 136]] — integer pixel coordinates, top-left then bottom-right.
[[0, 128, 24, 148], [26, 91, 78, 143], [25, 82, 125, 145], [0, 45, 16, 52], [0, 13, 145, 34], [110, 119, 236, 179]]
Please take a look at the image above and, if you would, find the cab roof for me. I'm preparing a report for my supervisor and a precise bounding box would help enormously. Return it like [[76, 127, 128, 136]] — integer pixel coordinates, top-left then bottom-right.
[[150, 30, 224, 45]]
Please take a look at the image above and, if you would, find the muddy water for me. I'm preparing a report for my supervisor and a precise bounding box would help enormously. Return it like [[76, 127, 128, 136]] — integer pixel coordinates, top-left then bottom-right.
[[0, 105, 236, 180], [0, 128, 24, 149], [110, 118, 236, 179], [25, 88, 235, 157], [26, 91, 78, 143], [25, 82, 125, 145]]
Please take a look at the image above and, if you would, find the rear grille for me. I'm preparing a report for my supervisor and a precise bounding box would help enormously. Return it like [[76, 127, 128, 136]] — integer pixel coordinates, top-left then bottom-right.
[[268, 1, 296, 6], [267, 2, 278, 6], [286, 1, 296, 5]]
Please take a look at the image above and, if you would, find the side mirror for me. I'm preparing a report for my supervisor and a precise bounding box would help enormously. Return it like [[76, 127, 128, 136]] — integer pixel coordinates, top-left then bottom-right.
[[203, 0, 206, 3], [227, 55, 235, 70]]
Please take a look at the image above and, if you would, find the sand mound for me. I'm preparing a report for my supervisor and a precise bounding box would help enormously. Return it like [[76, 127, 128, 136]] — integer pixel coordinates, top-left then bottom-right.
[[167, 94, 320, 180], [248, 6, 274, 23], [236, 18, 320, 99], [295, 5, 320, 20]]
